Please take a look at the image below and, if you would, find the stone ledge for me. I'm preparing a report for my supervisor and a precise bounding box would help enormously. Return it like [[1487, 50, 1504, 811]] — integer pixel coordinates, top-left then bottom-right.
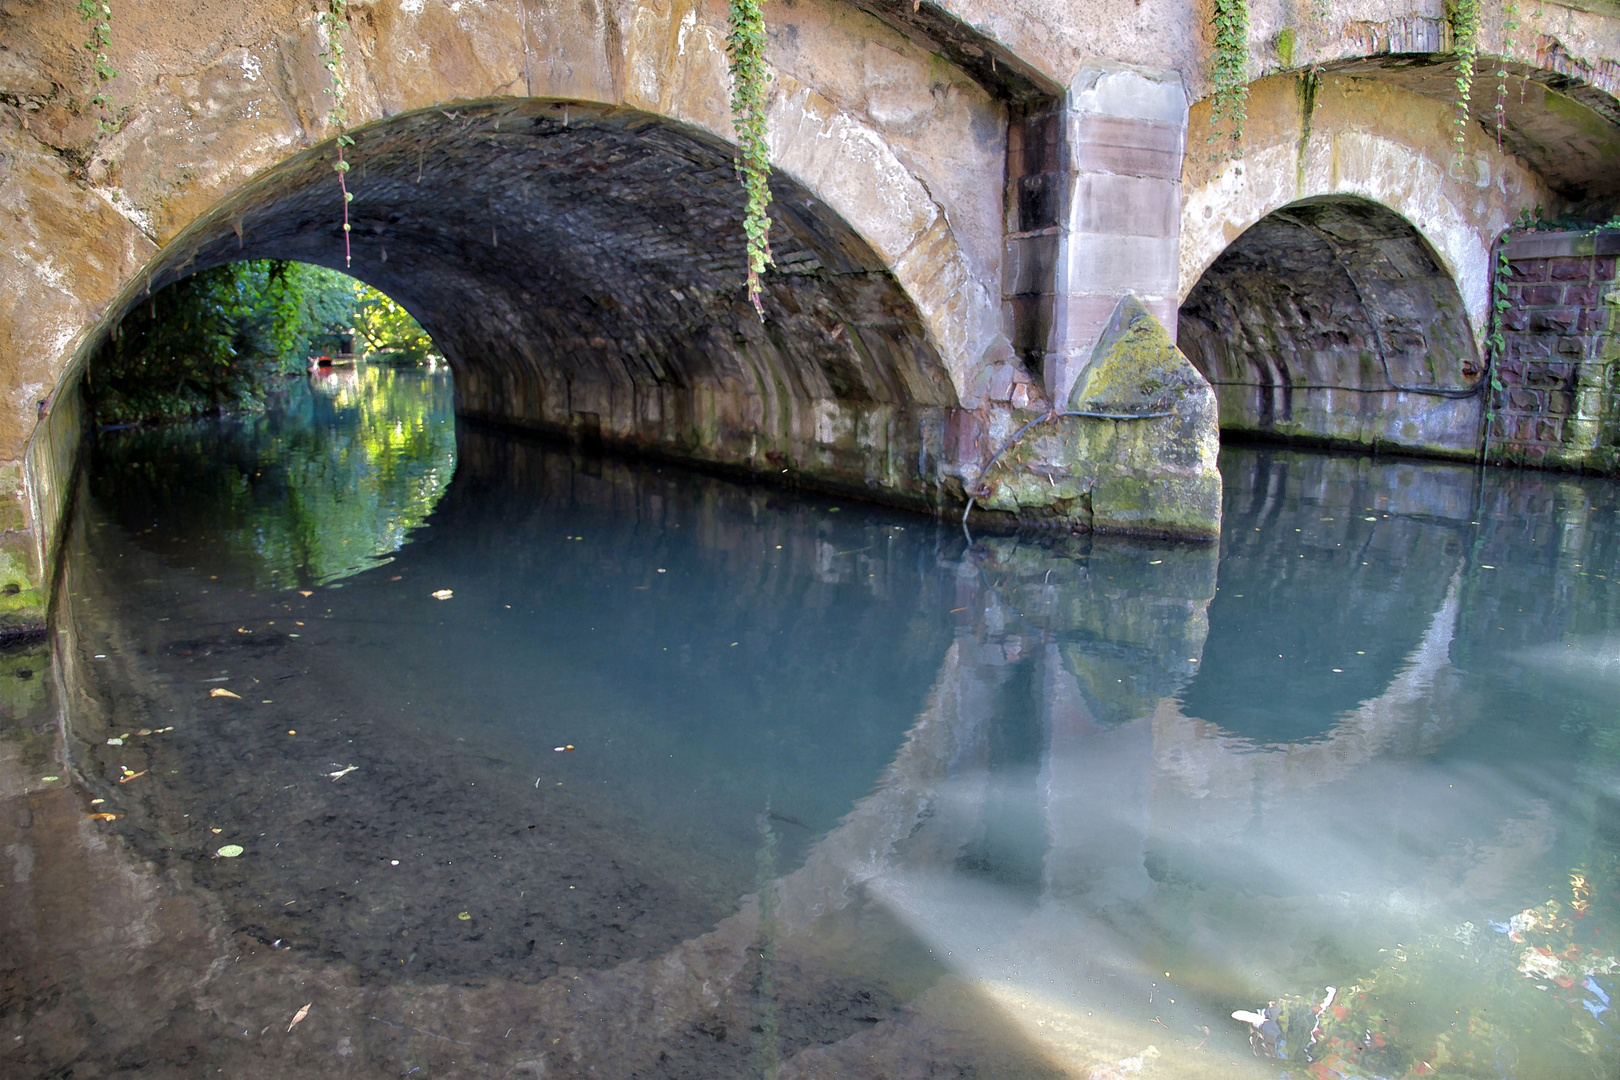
[[1502, 229, 1620, 260]]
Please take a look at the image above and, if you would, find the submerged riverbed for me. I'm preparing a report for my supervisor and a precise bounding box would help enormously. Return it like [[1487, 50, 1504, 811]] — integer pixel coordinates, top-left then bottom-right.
[[2, 366, 1617, 1079]]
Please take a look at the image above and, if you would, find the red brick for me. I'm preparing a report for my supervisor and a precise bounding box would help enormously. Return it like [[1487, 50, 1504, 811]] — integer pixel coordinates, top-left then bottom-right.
[[1523, 285, 1561, 306], [1531, 308, 1580, 333], [1510, 388, 1541, 411], [1549, 257, 1593, 282], [1594, 256, 1616, 281], [1562, 285, 1602, 306], [1537, 418, 1563, 442], [1508, 259, 1548, 282]]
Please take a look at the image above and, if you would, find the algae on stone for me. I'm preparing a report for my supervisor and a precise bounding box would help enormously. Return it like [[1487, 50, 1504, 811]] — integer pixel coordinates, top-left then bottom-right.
[[975, 295, 1222, 540]]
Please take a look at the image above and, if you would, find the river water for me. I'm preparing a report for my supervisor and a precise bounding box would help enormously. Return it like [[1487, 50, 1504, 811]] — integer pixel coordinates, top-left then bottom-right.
[[2, 365, 1616, 1079]]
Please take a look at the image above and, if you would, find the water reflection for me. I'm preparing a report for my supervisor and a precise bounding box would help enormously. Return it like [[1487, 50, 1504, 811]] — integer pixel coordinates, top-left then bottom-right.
[[7, 400, 1619, 1078], [89, 364, 455, 589]]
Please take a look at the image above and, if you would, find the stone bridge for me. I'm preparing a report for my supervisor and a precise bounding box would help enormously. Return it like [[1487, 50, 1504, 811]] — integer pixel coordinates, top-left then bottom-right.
[[4, 0, 1620, 629]]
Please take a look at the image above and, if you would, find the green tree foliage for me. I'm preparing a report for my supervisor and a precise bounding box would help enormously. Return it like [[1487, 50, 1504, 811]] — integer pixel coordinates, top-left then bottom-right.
[[90, 261, 357, 425], [351, 283, 436, 364]]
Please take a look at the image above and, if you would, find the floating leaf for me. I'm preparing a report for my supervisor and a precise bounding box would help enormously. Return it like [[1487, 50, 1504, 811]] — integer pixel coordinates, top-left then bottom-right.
[[216, 843, 245, 858], [327, 764, 357, 780], [40, 775, 60, 782], [298, 590, 314, 597], [119, 770, 147, 783], [106, 737, 123, 745], [457, 911, 472, 921], [432, 589, 453, 600], [210, 688, 242, 699], [87, 812, 121, 822], [287, 1002, 311, 1032]]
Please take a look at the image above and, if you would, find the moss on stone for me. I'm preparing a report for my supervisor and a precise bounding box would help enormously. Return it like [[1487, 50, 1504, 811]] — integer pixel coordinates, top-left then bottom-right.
[[976, 296, 1222, 539]]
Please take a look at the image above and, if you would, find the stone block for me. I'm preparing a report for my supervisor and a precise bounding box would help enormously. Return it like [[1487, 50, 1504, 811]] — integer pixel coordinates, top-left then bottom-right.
[[1069, 174, 1178, 237], [1062, 234, 1180, 295], [1563, 284, 1602, 307], [1017, 172, 1063, 232], [1502, 308, 1530, 331], [1505, 233, 1595, 260], [1510, 388, 1542, 411], [1524, 285, 1562, 306], [1003, 232, 1060, 296], [1549, 257, 1594, 283], [1595, 256, 1617, 281], [1537, 418, 1563, 442], [1070, 115, 1184, 180]]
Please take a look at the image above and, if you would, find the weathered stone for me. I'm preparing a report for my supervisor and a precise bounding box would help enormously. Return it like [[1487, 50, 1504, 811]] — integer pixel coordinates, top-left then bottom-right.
[[974, 295, 1220, 539], [1179, 196, 1485, 458]]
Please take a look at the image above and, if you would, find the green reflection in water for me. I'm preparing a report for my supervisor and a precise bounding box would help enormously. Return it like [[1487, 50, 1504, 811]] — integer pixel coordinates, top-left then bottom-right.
[[89, 364, 455, 589]]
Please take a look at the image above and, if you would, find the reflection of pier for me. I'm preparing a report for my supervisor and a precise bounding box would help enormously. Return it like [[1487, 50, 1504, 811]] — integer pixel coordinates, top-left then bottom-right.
[[6, 450, 1601, 1079]]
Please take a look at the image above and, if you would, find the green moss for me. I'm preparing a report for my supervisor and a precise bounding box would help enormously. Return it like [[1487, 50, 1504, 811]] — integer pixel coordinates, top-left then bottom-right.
[[1276, 26, 1297, 68]]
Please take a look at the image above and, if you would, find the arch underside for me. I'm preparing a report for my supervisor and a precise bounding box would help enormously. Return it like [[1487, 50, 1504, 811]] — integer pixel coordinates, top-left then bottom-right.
[[1179, 197, 1484, 455], [118, 100, 959, 504]]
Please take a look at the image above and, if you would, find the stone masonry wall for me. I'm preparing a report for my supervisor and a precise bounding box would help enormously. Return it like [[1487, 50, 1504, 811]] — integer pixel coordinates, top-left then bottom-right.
[[1493, 230, 1620, 472]]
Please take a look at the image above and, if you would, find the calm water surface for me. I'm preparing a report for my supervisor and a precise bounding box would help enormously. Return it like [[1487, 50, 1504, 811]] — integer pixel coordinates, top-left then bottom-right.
[[3, 366, 1617, 1079]]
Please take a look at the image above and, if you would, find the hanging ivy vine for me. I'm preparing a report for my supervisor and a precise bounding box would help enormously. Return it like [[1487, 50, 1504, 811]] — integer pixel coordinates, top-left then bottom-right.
[[1449, 0, 1481, 153], [75, 0, 118, 132], [1496, 0, 1518, 146], [1209, 0, 1250, 158], [317, 0, 356, 268], [725, 0, 774, 317]]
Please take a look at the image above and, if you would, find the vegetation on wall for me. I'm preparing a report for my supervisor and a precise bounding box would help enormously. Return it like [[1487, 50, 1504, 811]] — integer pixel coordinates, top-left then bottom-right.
[[75, 0, 118, 131], [1496, 0, 1519, 145], [317, 0, 356, 268], [1209, 0, 1251, 157], [1448, 0, 1482, 152], [89, 262, 434, 425], [725, 0, 775, 316]]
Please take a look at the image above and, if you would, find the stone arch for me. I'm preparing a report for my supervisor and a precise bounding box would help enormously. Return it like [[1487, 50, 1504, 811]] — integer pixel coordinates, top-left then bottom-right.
[[1178, 194, 1483, 452], [1176, 70, 1572, 454], [1181, 72, 1558, 338], [2, 0, 1018, 617], [89, 98, 958, 487]]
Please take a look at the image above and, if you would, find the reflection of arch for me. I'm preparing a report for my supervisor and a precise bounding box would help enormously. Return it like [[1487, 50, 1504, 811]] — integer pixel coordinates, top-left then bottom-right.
[[1178, 196, 1482, 452], [1151, 569, 1464, 800]]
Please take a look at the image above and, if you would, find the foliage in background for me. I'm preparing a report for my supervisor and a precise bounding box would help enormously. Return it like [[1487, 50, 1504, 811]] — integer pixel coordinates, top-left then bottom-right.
[[75, 0, 117, 131], [725, 0, 774, 316], [317, 0, 356, 267], [1449, 0, 1482, 153], [352, 284, 437, 364], [1209, 0, 1250, 158], [90, 261, 356, 425]]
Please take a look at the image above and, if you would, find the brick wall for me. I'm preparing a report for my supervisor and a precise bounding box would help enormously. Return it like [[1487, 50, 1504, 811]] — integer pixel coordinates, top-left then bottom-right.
[[1493, 230, 1620, 472]]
